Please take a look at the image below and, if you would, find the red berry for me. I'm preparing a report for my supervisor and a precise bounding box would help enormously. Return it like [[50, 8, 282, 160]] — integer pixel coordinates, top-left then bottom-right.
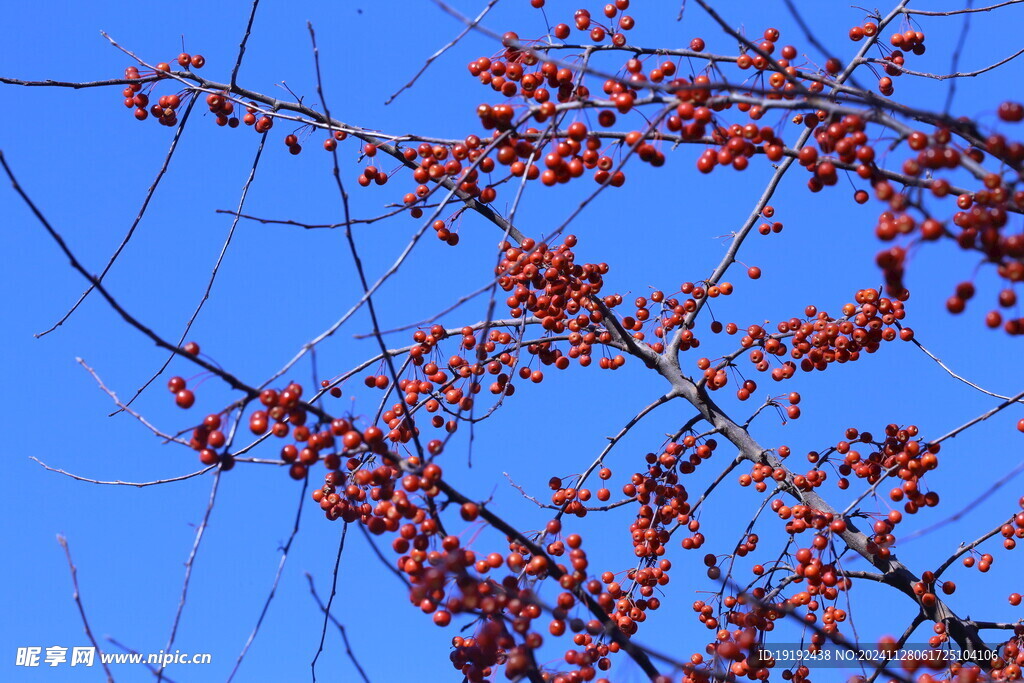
[[175, 389, 195, 409], [342, 430, 363, 450]]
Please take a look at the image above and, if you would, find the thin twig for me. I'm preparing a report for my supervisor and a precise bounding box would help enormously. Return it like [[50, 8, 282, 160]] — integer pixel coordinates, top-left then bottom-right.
[[305, 572, 370, 683], [227, 477, 309, 682], [865, 612, 927, 683], [862, 47, 1024, 80], [217, 203, 426, 228], [944, 0, 975, 112], [0, 151, 263, 402], [122, 132, 268, 411], [898, 323, 1023, 401], [357, 524, 410, 588], [38, 98, 197, 337], [308, 22, 428, 468], [386, 0, 500, 105], [929, 388, 1024, 446], [689, 454, 744, 517], [900, 460, 1024, 543], [57, 536, 115, 683], [157, 470, 221, 682], [311, 523, 349, 682], [231, 0, 261, 88], [32, 457, 213, 487], [555, 391, 679, 523], [77, 358, 189, 444]]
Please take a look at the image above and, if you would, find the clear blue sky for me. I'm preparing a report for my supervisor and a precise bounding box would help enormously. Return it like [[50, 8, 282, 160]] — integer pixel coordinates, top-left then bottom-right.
[[3, 1, 1023, 681]]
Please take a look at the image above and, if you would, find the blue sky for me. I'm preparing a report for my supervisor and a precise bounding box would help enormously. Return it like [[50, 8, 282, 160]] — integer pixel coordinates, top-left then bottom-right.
[[3, 1, 1024, 681]]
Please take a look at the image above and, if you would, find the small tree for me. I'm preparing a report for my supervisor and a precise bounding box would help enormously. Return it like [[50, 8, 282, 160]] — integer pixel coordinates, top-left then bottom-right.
[[4, 1, 1024, 681]]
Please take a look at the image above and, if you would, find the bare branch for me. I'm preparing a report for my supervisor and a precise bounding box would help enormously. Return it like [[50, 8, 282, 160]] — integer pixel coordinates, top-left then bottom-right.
[[57, 535, 115, 683], [929, 388, 1024, 446], [0, 151, 262, 401], [863, 47, 1024, 80], [157, 471, 221, 682], [228, 477, 309, 681], [231, 0, 261, 88], [386, 0, 501, 105], [38, 98, 197, 337], [305, 572, 370, 683], [311, 523, 350, 682], [121, 131, 268, 411], [32, 457, 213, 487], [77, 358, 189, 445], [898, 323, 1024, 401]]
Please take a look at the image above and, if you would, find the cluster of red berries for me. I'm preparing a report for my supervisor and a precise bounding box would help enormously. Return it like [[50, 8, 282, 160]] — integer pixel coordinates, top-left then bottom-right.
[[361, 139, 494, 214], [956, 497, 1024, 576], [430, 219, 460, 246], [360, 325, 506, 435], [694, 289, 909, 403], [871, 27, 928, 95], [781, 289, 908, 372], [485, 18, 1024, 331], [585, 562, 669, 637], [986, 636, 1024, 681], [497, 234, 603, 327], [122, 55, 204, 125], [166, 342, 244, 470], [998, 505, 1024, 552], [889, 27, 927, 53], [557, 2, 638, 46], [167, 375, 195, 409], [123, 56, 322, 137], [619, 436, 718, 555], [868, 124, 1023, 332], [166, 341, 202, 408], [548, 466, 613, 515], [202, 91, 237, 128], [191, 413, 230, 470], [251, 383, 387, 479], [847, 20, 879, 43], [117, 5, 1023, 338], [310, 455, 646, 681], [787, 544, 852, 608], [491, 235, 630, 373], [448, 621, 533, 681], [705, 623, 784, 678], [697, 119, 785, 174], [312, 456, 434, 524], [467, 43, 583, 104]]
